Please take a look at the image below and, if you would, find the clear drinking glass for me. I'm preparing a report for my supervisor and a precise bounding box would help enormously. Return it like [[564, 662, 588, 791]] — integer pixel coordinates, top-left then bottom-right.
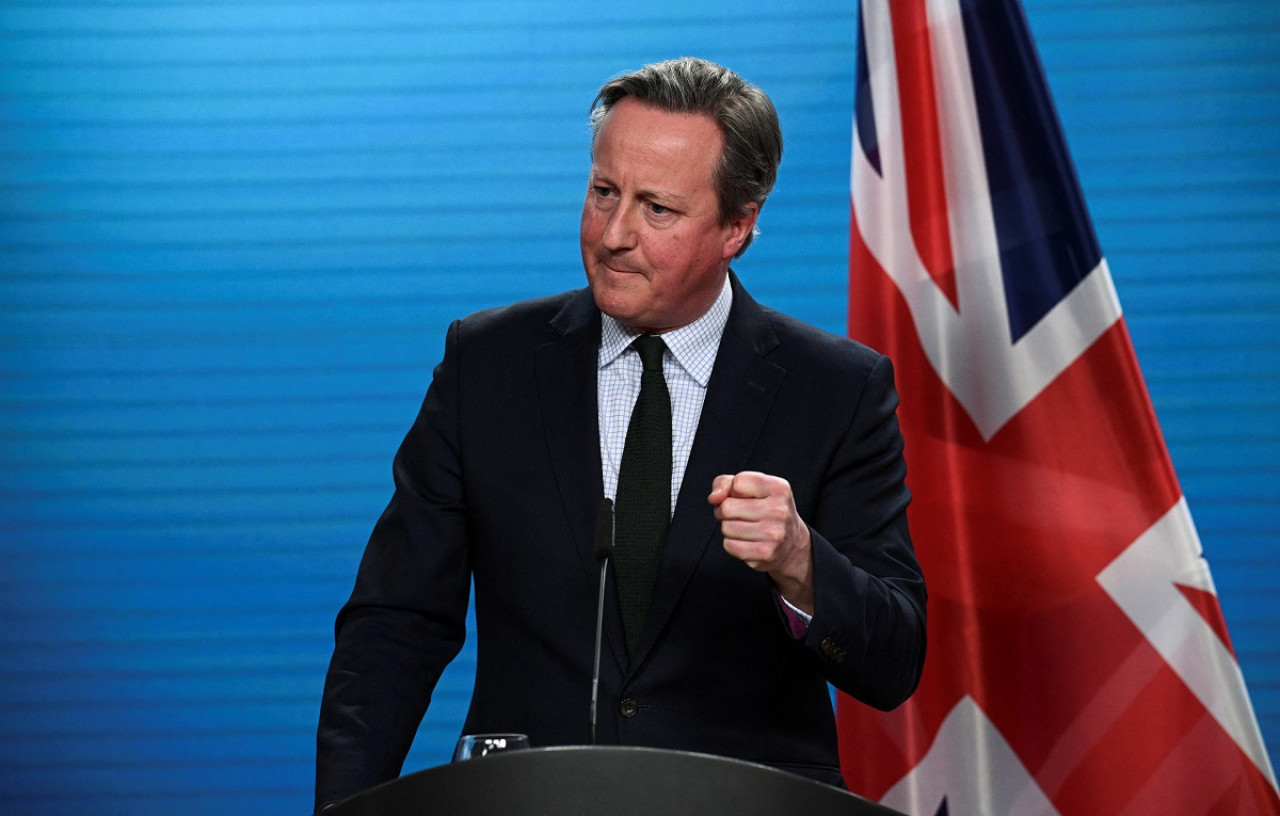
[[451, 733, 531, 762]]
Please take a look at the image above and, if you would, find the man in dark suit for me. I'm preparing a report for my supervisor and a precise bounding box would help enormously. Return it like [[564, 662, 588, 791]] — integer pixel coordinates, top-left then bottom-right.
[[316, 57, 926, 811]]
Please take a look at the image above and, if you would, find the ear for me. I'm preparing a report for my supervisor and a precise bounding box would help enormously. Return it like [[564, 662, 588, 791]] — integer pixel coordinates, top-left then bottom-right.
[[720, 202, 760, 260]]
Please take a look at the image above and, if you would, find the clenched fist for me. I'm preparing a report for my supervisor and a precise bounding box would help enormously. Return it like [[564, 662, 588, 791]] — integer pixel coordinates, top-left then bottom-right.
[[708, 471, 814, 615]]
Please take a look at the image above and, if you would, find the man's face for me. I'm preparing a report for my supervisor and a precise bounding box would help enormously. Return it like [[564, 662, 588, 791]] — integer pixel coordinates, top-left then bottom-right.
[[580, 97, 757, 334]]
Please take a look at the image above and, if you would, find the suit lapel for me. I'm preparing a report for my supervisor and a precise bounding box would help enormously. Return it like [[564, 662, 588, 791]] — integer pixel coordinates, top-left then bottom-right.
[[628, 276, 785, 668], [536, 291, 607, 586], [538, 292, 639, 674]]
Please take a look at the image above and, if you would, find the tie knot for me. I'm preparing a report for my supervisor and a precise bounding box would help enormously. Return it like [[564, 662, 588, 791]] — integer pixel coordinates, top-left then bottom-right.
[[632, 335, 666, 372]]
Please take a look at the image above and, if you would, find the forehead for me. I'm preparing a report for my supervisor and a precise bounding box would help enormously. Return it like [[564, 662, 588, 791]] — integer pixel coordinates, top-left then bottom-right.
[[590, 98, 723, 188]]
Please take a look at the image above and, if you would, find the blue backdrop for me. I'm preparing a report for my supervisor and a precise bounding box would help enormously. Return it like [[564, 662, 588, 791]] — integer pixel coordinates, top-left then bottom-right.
[[1, 2, 1276, 813]]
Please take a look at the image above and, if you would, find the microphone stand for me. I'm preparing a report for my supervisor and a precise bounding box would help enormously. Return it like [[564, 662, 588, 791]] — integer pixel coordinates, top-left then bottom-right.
[[591, 498, 614, 746]]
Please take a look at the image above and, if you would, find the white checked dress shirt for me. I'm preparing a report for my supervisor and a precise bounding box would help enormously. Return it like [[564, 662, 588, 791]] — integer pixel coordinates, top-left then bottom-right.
[[597, 277, 732, 511]]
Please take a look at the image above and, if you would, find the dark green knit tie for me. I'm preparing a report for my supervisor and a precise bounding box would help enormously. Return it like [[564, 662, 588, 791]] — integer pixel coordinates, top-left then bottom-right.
[[614, 334, 672, 655]]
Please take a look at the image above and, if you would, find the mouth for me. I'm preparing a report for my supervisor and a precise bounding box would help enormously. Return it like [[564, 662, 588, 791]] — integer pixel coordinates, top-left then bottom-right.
[[598, 259, 643, 277]]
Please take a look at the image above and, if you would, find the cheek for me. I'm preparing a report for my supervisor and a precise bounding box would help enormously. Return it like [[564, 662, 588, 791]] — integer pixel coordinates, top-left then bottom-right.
[[639, 231, 683, 268], [647, 231, 710, 278], [579, 205, 597, 243]]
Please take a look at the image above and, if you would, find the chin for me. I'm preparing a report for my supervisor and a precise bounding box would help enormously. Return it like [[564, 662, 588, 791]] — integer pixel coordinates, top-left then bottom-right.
[[590, 274, 637, 311], [593, 293, 638, 324]]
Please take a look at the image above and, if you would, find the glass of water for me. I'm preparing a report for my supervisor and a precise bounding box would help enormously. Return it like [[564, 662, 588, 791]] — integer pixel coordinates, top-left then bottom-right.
[[451, 733, 530, 762]]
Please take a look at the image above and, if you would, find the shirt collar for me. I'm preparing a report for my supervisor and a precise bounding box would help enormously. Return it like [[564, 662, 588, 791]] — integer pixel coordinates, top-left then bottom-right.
[[598, 274, 733, 388]]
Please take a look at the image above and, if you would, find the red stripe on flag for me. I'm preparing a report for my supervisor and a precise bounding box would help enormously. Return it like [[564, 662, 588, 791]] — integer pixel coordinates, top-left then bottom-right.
[[1176, 583, 1238, 659], [888, 0, 958, 309]]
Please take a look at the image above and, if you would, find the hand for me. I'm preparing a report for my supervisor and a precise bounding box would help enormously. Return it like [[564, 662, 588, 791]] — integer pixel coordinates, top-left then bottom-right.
[[708, 471, 814, 614]]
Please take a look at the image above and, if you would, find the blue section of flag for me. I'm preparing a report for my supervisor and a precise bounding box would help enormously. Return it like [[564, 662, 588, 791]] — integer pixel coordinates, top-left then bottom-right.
[[960, 0, 1103, 342], [855, 2, 882, 177]]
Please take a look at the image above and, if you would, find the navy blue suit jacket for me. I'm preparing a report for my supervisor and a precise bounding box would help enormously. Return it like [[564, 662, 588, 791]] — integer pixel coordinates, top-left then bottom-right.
[[316, 275, 926, 810]]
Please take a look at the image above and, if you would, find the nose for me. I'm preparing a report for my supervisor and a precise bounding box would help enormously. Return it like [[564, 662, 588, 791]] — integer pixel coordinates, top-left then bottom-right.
[[600, 203, 637, 253]]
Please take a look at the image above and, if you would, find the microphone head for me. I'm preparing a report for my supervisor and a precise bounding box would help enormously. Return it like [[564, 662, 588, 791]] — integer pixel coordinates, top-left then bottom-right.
[[594, 497, 615, 562]]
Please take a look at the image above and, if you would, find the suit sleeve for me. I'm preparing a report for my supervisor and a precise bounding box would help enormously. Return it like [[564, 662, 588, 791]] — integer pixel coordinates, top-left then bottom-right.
[[802, 353, 926, 710], [314, 319, 472, 811]]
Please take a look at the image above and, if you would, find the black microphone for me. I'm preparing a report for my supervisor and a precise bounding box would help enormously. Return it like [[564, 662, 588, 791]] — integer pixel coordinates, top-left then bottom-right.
[[590, 497, 614, 746]]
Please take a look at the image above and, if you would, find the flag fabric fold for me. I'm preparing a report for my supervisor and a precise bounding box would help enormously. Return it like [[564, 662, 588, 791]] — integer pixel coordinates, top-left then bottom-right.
[[841, 1, 1279, 813]]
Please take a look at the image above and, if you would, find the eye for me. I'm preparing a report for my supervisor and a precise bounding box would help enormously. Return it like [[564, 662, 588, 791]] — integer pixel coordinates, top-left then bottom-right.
[[592, 184, 616, 198], [648, 202, 670, 215]]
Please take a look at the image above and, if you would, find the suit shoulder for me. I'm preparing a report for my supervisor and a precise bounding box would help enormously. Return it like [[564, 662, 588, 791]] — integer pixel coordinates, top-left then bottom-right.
[[458, 289, 581, 331], [447, 289, 590, 349], [760, 305, 888, 374]]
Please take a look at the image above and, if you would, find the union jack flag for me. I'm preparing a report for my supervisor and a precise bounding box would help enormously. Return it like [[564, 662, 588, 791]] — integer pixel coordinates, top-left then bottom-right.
[[840, 1, 1279, 813]]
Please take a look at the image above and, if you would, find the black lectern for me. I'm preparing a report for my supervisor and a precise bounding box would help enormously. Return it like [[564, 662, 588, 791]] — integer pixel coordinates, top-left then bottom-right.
[[327, 746, 905, 815]]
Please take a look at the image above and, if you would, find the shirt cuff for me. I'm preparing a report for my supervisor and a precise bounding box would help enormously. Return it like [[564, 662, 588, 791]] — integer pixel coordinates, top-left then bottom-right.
[[773, 587, 813, 639]]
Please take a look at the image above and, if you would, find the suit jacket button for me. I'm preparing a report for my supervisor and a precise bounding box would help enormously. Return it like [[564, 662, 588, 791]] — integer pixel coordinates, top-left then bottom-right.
[[820, 637, 847, 665], [619, 698, 639, 718]]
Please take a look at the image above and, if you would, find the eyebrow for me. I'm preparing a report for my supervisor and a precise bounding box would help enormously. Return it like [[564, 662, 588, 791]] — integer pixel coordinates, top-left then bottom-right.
[[590, 170, 691, 210]]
